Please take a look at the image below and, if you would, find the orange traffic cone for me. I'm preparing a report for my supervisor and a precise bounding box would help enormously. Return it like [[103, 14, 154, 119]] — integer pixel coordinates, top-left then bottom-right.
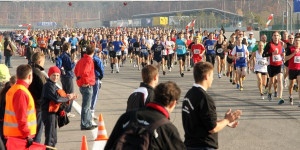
[[95, 114, 109, 141], [81, 135, 88, 150]]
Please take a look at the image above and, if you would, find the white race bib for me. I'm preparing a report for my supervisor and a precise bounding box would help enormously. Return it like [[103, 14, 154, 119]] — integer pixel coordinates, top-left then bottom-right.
[[83, 47, 86, 52], [217, 48, 223, 53], [294, 56, 300, 63], [116, 51, 121, 55], [194, 49, 200, 54], [272, 55, 282, 62], [56, 45, 60, 49], [135, 47, 139, 51], [237, 52, 244, 58], [178, 45, 183, 50], [41, 40, 45, 44], [256, 59, 265, 66], [141, 49, 147, 53], [51, 46, 54, 49], [208, 45, 214, 51], [25, 43, 28, 46], [103, 48, 108, 52], [71, 46, 76, 49]]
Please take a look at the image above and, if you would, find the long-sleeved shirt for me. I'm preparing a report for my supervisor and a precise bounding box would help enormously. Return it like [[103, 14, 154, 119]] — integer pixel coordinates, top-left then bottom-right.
[[61, 52, 76, 78], [93, 55, 104, 80], [12, 80, 33, 138], [74, 54, 95, 87]]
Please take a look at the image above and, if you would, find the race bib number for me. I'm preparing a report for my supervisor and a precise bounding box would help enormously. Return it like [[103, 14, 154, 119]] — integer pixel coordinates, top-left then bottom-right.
[[103, 48, 107, 52], [294, 56, 300, 63], [141, 49, 147, 53], [56, 46, 60, 49], [25, 43, 28, 46], [237, 52, 244, 58], [208, 45, 214, 51], [256, 60, 265, 66], [83, 47, 86, 52], [71, 46, 76, 49], [135, 47, 139, 51], [217, 48, 223, 53], [41, 40, 45, 44], [194, 49, 200, 54], [116, 51, 121, 55], [178, 45, 183, 50], [51, 46, 54, 50], [272, 55, 282, 62]]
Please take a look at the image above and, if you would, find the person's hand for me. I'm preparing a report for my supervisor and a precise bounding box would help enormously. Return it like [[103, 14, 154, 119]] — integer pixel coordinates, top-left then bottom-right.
[[224, 109, 242, 123], [227, 121, 239, 128], [294, 48, 300, 54], [26, 136, 33, 148]]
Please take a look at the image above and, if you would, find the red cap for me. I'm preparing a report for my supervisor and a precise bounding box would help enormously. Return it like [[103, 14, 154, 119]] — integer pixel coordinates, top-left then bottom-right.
[[48, 66, 61, 77]]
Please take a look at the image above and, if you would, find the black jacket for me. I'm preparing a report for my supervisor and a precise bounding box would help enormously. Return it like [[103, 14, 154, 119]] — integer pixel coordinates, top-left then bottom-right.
[[126, 82, 154, 112], [182, 86, 218, 149], [28, 63, 47, 111], [41, 79, 69, 112], [105, 103, 186, 150]]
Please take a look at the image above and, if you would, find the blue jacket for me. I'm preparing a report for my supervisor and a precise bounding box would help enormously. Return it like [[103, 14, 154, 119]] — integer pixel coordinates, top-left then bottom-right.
[[93, 55, 104, 80], [61, 52, 75, 78]]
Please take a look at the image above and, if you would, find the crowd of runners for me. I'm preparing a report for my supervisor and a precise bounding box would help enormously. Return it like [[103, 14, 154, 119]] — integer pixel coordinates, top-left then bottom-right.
[[0, 26, 300, 149]]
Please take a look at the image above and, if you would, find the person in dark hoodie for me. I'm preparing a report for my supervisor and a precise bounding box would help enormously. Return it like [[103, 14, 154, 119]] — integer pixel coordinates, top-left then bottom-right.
[[41, 66, 77, 149], [28, 52, 47, 143]]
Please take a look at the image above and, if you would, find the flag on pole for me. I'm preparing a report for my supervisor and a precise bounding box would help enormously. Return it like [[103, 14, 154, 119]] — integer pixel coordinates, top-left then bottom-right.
[[116, 22, 124, 35], [18, 24, 32, 36], [266, 14, 273, 27], [186, 19, 196, 30]]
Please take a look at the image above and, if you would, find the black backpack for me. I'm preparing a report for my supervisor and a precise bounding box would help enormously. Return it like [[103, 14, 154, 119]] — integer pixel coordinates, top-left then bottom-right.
[[115, 111, 170, 150], [126, 87, 148, 112]]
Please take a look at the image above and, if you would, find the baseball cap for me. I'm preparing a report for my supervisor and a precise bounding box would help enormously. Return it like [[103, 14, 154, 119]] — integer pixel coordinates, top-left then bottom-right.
[[249, 32, 253, 35]]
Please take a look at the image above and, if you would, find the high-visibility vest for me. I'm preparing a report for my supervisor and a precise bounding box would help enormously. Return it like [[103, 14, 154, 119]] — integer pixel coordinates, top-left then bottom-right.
[[3, 84, 37, 137]]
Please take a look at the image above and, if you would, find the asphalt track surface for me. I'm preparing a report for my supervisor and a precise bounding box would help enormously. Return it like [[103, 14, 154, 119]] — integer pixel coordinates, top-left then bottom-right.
[[7, 52, 300, 150]]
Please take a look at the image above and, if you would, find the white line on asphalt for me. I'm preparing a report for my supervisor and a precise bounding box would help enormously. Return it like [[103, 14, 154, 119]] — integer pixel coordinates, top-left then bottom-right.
[[72, 101, 107, 150]]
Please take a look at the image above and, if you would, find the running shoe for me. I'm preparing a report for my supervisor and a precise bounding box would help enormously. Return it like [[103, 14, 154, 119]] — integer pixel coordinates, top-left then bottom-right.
[[237, 84, 240, 89], [187, 68, 191, 71], [168, 68, 172, 72], [223, 72, 226, 76], [111, 70, 114, 73], [181, 73, 184, 77], [264, 88, 268, 94], [260, 94, 264, 100], [116, 71, 119, 73], [240, 86, 243, 91], [163, 71, 166, 75], [232, 81, 236, 85], [230, 78, 232, 82], [218, 74, 221, 78], [278, 98, 285, 105], [242, 77, 246, 81], [226, 72, 230, 77], [268, 93, 272, 101], [274, 92, 278, 98], [289, 97, 293, 106], [295, 84, 299, 92]]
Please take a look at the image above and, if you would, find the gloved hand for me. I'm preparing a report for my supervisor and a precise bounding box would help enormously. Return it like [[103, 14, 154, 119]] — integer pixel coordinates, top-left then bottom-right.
[[26, 136, 33, 148]]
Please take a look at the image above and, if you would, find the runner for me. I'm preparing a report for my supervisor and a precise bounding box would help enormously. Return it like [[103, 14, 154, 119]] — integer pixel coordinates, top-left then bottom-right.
[[283, 34, 294, 88], [204, 32, 217, 66], [167, 36, 175, 72], [151, 37, 164, 73], [263, 31, 285, 104], [175, 32, 187, 77], [226, 33, 236, 83], [140, 38, 149, 68], [133, 35, 141, 70], [120, 34, 128, 67], [214, 34, 226, 78], [100, 34, 108, 67], [191, 36, 205, 64], [231, 37, 249, 91], [68, 33, 79, 60], [112, 35, 123, 73], [250, 41, 268, 99], [52, 36, 62, 59], [284, 35, 300, 106], [247, 32, 256, 74]]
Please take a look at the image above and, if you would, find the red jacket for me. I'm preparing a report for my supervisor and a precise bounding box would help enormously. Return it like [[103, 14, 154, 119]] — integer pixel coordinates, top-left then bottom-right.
[[74, 54, 95, 87], [12, 80, 35, 138]]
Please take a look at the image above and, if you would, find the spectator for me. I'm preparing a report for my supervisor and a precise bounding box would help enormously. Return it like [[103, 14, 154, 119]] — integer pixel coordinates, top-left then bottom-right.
[[3, 36, 14, 68], [182, 62, 242, 150], [126, 65, 158, 112], [28, 52, 47, 143], [91, 48, 104, 119], [0, 64, 11, 91], [60, 43, 76, 117], [74, 45, 97, 130], [105, 81, 186, 150]]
